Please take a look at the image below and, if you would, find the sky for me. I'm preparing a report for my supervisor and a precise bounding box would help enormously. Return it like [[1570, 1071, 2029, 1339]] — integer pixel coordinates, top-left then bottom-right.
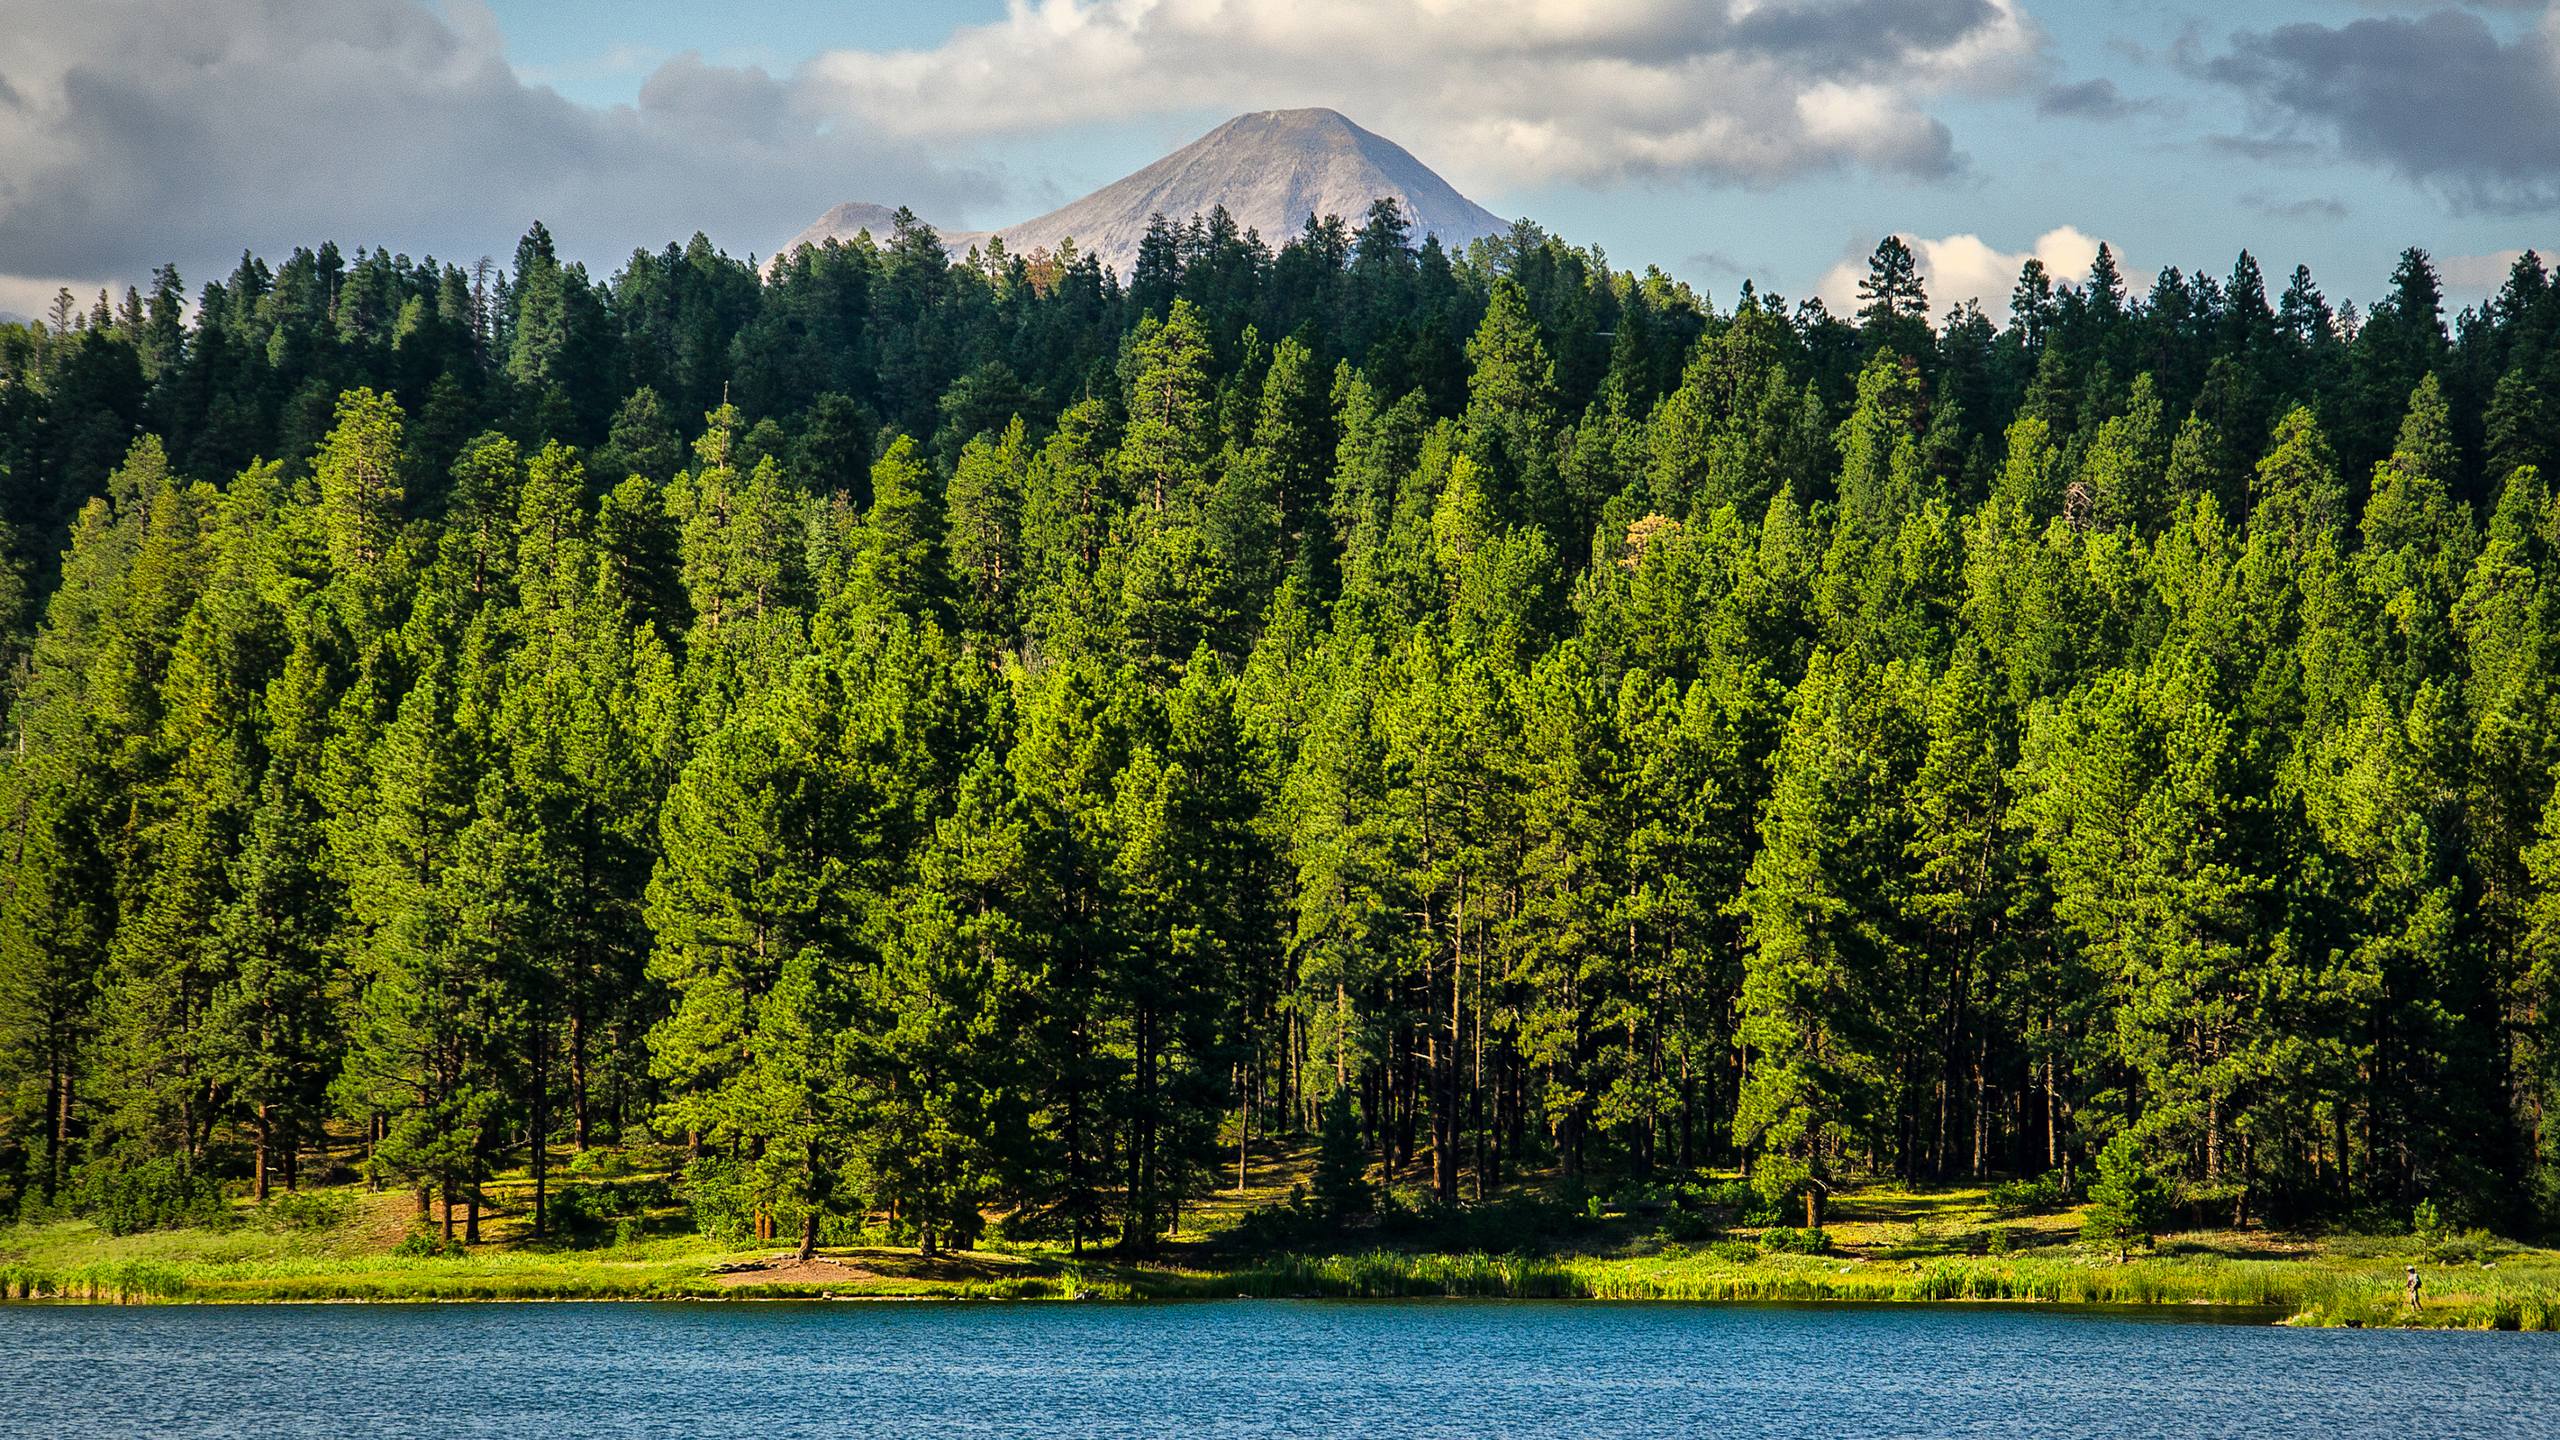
[[2, 0, 2556, 323]]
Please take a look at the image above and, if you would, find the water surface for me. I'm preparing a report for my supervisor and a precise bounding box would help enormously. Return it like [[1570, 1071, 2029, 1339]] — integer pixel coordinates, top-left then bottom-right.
[[3, 1300, 2551, 1438]]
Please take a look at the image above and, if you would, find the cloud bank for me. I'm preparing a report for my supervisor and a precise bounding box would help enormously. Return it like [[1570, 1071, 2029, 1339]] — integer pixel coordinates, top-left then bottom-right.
[[1817, 226, 2120, 322], [2203, 6, 2560, 213], [803, 0, 2044, 191], [0, 0, 985, 303]]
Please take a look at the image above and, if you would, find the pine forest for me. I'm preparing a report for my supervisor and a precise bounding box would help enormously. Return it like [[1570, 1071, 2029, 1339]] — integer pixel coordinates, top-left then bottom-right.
[[7, 207, 2560, 1258]]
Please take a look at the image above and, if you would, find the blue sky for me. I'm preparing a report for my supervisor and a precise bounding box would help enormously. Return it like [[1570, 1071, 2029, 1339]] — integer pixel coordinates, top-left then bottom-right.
[[480, 0, 2560, 311], [3, 2, 2554, 319]]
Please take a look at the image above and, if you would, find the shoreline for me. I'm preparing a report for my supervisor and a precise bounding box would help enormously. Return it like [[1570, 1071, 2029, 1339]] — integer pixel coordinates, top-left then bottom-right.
[[0, 1292, 2307, 1319], [3, 1243, 2546, 1329], [8, 1176, 2550, 1330]]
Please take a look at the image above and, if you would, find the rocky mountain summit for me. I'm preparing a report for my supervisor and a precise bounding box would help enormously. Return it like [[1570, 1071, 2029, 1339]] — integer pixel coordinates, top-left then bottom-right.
[[779, 108, 1508, 276]]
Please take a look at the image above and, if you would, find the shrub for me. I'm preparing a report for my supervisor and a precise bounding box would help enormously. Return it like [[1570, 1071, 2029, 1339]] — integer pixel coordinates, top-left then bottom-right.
[[1760, 1225, 1828, 1255], [1661, 1207, 1722, 1243], [545, 1184, 614, 1242], [1373, 1192, 1586, 1253], [680, 1158, 755, 1246], [2333, 1202, 2408, 1237], [1228, 1194, 1329, 1253], [1707, 1238, 1762, 1264], [1990, 1171, 2067, 1218], [257, 1190, 353, 1232], [72, 1156, 228, 1236], [2082, 1134, 2171, 1260], [1697, 1180, 1757, 1213], [1616, 1182, 1675, 1216], [675, 1160, 859, 1249], [392, 1228, 465, 1259], [565, 1147, 634, 1179], [1311, 1092, 1371, 1218], [2412, 1198, 2446, 1247], [2427, 1227, 2499, 1266]]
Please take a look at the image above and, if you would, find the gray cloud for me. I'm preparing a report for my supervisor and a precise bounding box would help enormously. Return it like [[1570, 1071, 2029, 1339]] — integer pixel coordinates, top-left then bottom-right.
[[2202, 8, 2560, 212], [803, 1, 2045, 189], [2205, 134, 2325, 163], [1681, 249, 1769, 280], [2035, 78, 2162, 119], [1725, 0, 2005, 63], [2243, 193, 2354, 222], [0, 0, 986, 294]]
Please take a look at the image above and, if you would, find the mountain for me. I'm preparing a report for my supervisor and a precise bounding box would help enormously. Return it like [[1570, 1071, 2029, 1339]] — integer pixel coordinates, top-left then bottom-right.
[[782, 202, 926, 257], [779, 108, 1508, 277]]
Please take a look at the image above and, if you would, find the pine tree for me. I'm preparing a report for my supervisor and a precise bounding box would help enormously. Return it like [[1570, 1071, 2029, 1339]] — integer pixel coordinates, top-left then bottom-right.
[[204, 772, 342, 1201], [1461, 279, 1559, 533], [946, 420, 1027, 636], [853, 755, 1019, 1255], [1856, 236, 1931, 361], [1735, 650, 1921, 1224], [313, 388, 406, 580], [1311, 1088, 1371, 1218], [1119, 302, 1217, 515], [1253, 334, 1336, 578], [2082, 1132, 2172, 1260]]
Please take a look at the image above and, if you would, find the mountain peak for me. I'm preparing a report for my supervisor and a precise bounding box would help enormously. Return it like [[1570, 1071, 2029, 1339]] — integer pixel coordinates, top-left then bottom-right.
[[781, 110, 1506, 278], [1220, 107, 1358, 131]]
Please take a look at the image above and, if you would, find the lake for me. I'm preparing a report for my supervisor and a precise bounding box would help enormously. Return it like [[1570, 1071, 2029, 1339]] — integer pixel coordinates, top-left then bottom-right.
[[3, 1300, 2552, 1438]]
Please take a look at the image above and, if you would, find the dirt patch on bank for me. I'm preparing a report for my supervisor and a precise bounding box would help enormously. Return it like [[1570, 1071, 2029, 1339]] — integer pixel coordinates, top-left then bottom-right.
[[710, 1254, 886, 1289], [707, 1248, 1046, 1290]]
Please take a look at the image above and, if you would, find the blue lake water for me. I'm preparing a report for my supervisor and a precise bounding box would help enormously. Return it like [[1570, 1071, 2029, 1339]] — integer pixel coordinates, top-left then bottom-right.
[[2, 1300, 2553, 1438]]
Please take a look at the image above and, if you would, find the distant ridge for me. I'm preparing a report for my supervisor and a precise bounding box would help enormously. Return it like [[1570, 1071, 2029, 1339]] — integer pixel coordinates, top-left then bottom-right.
[[779, 109, 1508, 277]]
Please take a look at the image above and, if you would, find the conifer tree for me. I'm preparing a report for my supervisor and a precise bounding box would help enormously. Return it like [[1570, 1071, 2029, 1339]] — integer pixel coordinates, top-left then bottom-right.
[[313, 389, 406, 581], [1735, 649, 1921, 1225]]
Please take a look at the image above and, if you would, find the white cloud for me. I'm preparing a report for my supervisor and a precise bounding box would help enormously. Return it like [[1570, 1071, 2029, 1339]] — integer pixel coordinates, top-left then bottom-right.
[[0, 276, 102, 328], [0, 1, 987, 302], [2436, 246, 2560, 301], [802, 0, 2044, 192], [1817, 225, 2127, 322]]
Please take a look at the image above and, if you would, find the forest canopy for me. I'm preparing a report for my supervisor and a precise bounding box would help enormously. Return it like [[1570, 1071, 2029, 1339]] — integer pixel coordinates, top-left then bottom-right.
[[3, 204, 2559, 1253]]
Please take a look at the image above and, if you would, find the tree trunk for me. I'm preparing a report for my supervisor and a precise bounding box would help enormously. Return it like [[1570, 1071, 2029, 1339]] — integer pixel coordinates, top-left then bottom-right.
[[1126, 1006, 1153, 1251], [2044, 1047, 2058, 1170], [569, 1008, 591, 1150], [1236, 1059, 1251, 1194], [53, 1062, 74, 1199], [1434, 902, 1461, 1206], [798, 1209, 819, 1264], [1064, 1023, 1090, 1255], [530, 1024, 549, 1238], [253, 1104, 272, 1203]]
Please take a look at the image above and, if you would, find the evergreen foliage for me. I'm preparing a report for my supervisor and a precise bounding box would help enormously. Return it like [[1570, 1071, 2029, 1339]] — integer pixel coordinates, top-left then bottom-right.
[[2, 217, 2559, 1244]]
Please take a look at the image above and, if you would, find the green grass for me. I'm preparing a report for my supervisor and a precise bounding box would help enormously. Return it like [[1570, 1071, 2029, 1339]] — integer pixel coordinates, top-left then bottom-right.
[[1155, 1248, 2560, 1328], [5, 1168, 2556, 1327]]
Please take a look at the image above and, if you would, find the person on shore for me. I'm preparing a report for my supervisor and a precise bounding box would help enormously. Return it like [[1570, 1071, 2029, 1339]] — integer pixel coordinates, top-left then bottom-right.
[[2405, 1266, 2422, 1310]]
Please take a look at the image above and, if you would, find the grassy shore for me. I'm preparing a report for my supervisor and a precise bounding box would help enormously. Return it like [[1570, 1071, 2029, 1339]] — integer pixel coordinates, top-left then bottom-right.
[[5, 1165, 2556, 1328]]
